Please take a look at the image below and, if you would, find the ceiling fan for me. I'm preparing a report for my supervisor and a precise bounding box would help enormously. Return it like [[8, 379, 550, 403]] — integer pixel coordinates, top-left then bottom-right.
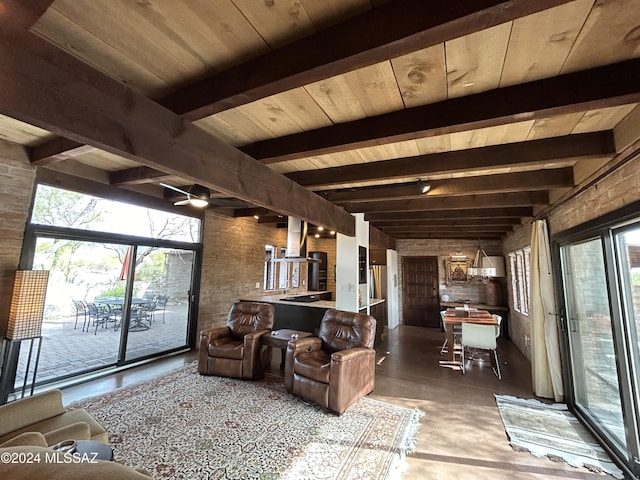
[[160, 183, 249, 209]]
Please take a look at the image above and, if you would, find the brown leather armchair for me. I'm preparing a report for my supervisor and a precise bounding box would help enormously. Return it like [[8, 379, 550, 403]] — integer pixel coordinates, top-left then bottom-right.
[[198, 302, 275, 380], [284, 309, 376, 415]]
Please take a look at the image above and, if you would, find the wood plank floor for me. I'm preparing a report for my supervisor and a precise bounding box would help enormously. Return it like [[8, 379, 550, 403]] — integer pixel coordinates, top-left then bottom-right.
[[61, 326, 615, 479]]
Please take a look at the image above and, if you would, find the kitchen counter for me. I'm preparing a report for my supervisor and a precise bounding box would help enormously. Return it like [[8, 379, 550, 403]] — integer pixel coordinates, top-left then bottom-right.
[[240, 292, 334, 334], [241, 293, 385, 342], [242, 291, 334, 309]]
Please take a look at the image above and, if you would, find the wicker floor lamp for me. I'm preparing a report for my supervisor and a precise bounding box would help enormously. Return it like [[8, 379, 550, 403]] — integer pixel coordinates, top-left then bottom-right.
[[3, 270, 50, 399]]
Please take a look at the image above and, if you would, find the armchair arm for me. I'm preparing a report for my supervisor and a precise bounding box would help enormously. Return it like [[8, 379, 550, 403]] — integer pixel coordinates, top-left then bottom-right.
[[242, 329, 272, 379], [331, 347, 373, 363], [198, 327, 231, 373], [284, 337, 322, 391], [329, 347, 376, 415], [199, 326, 231, 343]]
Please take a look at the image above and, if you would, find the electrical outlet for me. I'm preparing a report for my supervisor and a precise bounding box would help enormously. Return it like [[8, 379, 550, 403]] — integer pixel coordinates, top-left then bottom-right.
[[255, 282, 260, 289], [524, 335, 530, 347]]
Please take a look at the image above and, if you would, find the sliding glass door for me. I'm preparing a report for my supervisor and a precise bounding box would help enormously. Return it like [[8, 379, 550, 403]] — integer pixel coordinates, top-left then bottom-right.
[[124, 246, 194, 362], [560, 238, 626, 447], [556, 220, 640, 477], [10, 184, 202, 393]]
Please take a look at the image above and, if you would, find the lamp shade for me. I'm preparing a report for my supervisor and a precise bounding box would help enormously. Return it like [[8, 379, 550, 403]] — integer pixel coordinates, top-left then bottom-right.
[[6, 270, 50, 340], [482, 256, 506, 277]]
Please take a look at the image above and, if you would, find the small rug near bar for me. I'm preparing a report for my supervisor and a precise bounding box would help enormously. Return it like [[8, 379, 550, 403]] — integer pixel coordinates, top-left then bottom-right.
[[495, 394, 623, 479], [71, 363, 422, 479]]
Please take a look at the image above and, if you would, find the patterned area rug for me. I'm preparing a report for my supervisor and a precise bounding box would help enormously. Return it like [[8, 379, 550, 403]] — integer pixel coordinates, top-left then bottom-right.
[[71, 364, 422, 479], [495, 395, 623, 479]]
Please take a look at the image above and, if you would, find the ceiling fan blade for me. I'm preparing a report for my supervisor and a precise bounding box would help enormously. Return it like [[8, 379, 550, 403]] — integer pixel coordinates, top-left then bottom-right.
[[160, 182, 190, 197], [173, 199, 191, 206]]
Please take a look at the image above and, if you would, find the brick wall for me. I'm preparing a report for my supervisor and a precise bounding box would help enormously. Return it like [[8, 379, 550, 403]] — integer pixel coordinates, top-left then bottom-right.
[[504, 153, 640, 359], [395, 238, 503, 324], [0, 157, 36, 336]]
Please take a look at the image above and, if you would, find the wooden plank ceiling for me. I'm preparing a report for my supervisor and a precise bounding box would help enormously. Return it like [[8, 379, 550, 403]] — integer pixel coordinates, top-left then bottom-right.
[[1, 0, 640, 242]]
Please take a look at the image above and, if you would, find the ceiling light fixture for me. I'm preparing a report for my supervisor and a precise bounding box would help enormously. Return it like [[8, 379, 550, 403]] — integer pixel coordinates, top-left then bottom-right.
[[418, 180, 431, 194], [188, 197, 209, 208], [329, 230, 336, 235], [253, 215, 260, 220], [317, 226, 324, 231]]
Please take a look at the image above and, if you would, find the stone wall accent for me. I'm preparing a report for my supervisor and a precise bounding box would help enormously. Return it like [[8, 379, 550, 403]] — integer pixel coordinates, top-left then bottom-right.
[[0, 157, 36, 336], [395, 239, 503, 324]]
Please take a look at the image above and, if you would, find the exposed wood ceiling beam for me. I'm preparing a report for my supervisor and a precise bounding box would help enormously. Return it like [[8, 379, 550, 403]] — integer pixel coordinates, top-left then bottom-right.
[[7, 0, 53, 29], [242, 60, 640, 163], [257, 215, 286, 224], [233, 208, 275, 218], [343, 192, 547, 214], [160, 0, 574, 120], [110, 166, 173, 186], [380, 225, 512, 233], [288, 133, 613, 188], [393, 232, 506, 239], [29, 137, 93, 166], [369, 225, 396, 250], [323, 169, 573, 203], [0, 15, 355, 236], [25, 0, 575, 166], [370, 218, 522, 227], [365, 207, 533, 221]]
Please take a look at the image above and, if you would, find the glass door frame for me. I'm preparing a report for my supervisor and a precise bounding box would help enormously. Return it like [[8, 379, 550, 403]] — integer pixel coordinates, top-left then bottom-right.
[[21, 223, 202, 370], [552, 199, 640, 478]]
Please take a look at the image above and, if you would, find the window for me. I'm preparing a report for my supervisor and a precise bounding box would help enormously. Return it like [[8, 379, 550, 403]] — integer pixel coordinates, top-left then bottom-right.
[[508, 247, 531, 315], [16, 184, 202, 391]]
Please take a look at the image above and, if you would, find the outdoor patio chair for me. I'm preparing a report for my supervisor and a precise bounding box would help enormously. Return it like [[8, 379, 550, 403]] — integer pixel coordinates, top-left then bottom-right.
[[87, 303, 118, 335], [132, 301, 155, 327], [72, 300, 89, 331], [153, 295, 169, 323]]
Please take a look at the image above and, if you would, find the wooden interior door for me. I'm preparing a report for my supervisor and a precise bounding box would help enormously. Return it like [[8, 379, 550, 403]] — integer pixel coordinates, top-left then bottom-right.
[[402, 256, 440, 328]]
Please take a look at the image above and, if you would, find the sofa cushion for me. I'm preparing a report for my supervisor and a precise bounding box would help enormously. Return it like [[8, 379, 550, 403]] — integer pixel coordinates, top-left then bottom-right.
[[208, 336, 244, 360], [293, 349, 331, 384], [0, 432, 47, 448], [0, 390, 65, 437], [43, 422, 91, 445], [0, 409, 108, 446], [0, 446, 153, 479]]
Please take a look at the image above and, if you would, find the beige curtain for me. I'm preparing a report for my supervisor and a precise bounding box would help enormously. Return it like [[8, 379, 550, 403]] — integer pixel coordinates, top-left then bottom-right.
[[530, 219, 564, 401], [371, 265, 384, 299]]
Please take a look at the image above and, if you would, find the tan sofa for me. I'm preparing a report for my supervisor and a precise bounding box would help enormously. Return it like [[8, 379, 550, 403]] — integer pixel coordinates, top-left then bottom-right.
[[0, 445, 152, 479], [0, 389, 108, 446]]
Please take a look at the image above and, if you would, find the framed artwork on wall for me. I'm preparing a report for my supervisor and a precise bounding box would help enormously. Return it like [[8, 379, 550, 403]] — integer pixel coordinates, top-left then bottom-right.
[[446, 257, 471, 285]]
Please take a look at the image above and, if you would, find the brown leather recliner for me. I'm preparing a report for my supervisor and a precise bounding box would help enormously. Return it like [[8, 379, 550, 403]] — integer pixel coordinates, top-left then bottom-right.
[[284, 308, 376, 415], [198, 302, 275, 379]]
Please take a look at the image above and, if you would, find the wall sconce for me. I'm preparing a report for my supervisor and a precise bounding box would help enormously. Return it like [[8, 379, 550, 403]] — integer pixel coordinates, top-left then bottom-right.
[[4, 270, 50, 398]]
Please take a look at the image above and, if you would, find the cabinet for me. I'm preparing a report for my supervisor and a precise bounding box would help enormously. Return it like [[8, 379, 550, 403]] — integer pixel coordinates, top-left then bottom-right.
[[307, 251, 327, 291]]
